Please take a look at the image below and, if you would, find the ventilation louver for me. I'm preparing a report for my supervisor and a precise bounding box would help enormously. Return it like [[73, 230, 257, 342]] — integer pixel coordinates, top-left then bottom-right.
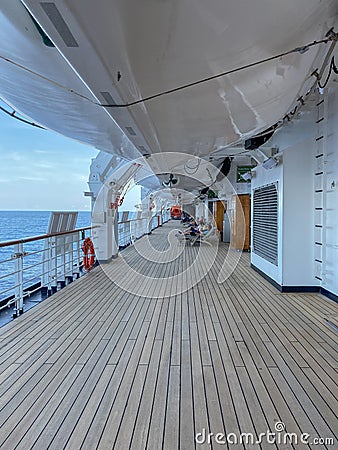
[[100, 92, 116, 105], [253, 183, 278, 265], [40, 2, 78, 47], [126, 126, 136, 136]]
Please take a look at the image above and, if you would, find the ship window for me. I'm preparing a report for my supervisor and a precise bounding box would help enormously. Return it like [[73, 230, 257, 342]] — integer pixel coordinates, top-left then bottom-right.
[[252, 183, 278, 265]]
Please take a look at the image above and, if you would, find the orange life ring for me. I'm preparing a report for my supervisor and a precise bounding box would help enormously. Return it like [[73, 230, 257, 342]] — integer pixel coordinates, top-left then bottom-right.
[[81, 237, 95, 271]]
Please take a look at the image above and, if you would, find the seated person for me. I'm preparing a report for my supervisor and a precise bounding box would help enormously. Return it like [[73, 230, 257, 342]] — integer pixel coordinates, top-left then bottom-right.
[[181, 213, 192, 224], [199, 223, 212, 236], [177, 220, 200, 236], [198, 216, 206, 226], [185, 225, 200, 236]]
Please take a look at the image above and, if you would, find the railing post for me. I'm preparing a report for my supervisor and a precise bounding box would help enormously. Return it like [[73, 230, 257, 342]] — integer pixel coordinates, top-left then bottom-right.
[[143, 218, 147, 236], [75, 231, 82, 278], [59, 236, 66, 288], [50, 236, 57, 294], [112, 209, 119, 258], [66, 233, 75, 283], [13, 243, 24, 318], [46, 237, 52, 294], [41, 237, 49, 299], [135, 218, 139, 239], [127, 220, 131, 246], [0, 226, 93, 315]]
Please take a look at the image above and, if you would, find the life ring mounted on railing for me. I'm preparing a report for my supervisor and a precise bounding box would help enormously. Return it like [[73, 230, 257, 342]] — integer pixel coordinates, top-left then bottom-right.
[[81, 237, 95, 271]]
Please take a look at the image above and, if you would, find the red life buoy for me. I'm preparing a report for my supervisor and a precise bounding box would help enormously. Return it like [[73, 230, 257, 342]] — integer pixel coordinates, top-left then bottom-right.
[[81, 238, 95, 271]]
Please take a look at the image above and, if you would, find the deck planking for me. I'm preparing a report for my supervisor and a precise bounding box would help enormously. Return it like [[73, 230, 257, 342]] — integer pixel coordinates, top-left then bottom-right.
[[0, 221, 337, 450]]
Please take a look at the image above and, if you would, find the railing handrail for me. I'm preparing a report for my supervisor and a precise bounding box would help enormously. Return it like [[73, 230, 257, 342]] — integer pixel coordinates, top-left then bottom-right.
[[0, 213, 165, 247], [0, 211, 170, 318], [0, 226, 93, 248], [119, 217, 148, 224]]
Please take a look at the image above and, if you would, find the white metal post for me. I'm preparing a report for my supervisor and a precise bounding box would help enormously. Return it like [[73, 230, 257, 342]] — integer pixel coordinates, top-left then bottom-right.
[[112, 207, 119, 257], [60, 236, 66, 288], [51, 236, 58, 294], [13, 243, 24, 317], [64, 234, 71, 282], [75, 231, 81, 277], [147, 195, 153, 234], [92, 185, 116, 262]]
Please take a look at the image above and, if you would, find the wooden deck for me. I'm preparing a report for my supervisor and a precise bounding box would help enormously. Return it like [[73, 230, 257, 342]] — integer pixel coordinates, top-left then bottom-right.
[[0, 221, 337, 450]]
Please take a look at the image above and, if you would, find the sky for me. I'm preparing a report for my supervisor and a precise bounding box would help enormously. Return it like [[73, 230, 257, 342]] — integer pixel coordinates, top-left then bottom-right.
[[0, 100, 140, 211]]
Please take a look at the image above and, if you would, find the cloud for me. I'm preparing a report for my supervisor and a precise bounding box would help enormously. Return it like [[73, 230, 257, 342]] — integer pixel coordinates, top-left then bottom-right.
[[34, 162, 54, 169], [17, 176, 48, 182], [0, 100, 98, 210], [4, 152, 26, 162], [33, 149, 58, 155]]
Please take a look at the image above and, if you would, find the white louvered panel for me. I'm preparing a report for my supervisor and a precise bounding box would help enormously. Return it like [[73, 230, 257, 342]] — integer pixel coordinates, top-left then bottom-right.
[[252, 183, 278, 265]]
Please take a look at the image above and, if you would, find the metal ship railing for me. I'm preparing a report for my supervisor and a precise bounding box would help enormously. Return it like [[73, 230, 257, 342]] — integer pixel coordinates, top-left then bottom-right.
[[0, 210, 170, 319]]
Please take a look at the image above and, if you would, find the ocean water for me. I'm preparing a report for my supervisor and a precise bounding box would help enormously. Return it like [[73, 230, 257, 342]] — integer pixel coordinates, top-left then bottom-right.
[[0, 210, 139, 302], [0, 210, 91, 301], [0, 210, 91, 242]]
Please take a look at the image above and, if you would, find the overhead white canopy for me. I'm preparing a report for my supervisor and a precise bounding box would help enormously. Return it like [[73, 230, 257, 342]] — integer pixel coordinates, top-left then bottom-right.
[[0, 1, 337, 192]]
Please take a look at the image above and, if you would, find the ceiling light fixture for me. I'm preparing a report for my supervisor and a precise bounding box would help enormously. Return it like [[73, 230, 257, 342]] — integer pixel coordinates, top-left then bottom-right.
[[162, 173, 178, 187]]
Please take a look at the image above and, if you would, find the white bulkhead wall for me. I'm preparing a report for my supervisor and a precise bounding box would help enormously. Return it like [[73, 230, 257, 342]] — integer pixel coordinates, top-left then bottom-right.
[[324, 87, 338, 297], [251, 87, 338, 297], [251, 126, 316, 288], [281, 137, 316, 286]]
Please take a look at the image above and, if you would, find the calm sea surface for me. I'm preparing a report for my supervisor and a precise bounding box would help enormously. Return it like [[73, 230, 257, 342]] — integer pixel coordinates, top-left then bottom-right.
[[0, 210, 91, 242], [0, 210, 91, 301]]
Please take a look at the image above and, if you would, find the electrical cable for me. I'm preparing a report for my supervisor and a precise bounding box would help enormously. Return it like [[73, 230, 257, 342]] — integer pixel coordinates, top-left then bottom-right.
[[0, 36, 333, 109], [0, 104, 45, 129], [281, 31, 337, 122], [317, 56, 338, 89], [100, 38, 332, 107]]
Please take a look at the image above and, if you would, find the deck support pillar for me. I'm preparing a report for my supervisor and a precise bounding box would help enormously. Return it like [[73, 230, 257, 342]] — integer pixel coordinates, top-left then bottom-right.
[[92, 185, 119, 262]]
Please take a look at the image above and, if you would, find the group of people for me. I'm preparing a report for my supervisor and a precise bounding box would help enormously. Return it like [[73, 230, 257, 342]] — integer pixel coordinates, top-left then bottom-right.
[[178, 214, 212, 237]]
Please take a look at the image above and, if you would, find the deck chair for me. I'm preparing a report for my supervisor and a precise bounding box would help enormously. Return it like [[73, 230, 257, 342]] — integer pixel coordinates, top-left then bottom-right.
[[188, 227, 218, 246], [175, 229, 200, 245], [175, 230, 189, 245]]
